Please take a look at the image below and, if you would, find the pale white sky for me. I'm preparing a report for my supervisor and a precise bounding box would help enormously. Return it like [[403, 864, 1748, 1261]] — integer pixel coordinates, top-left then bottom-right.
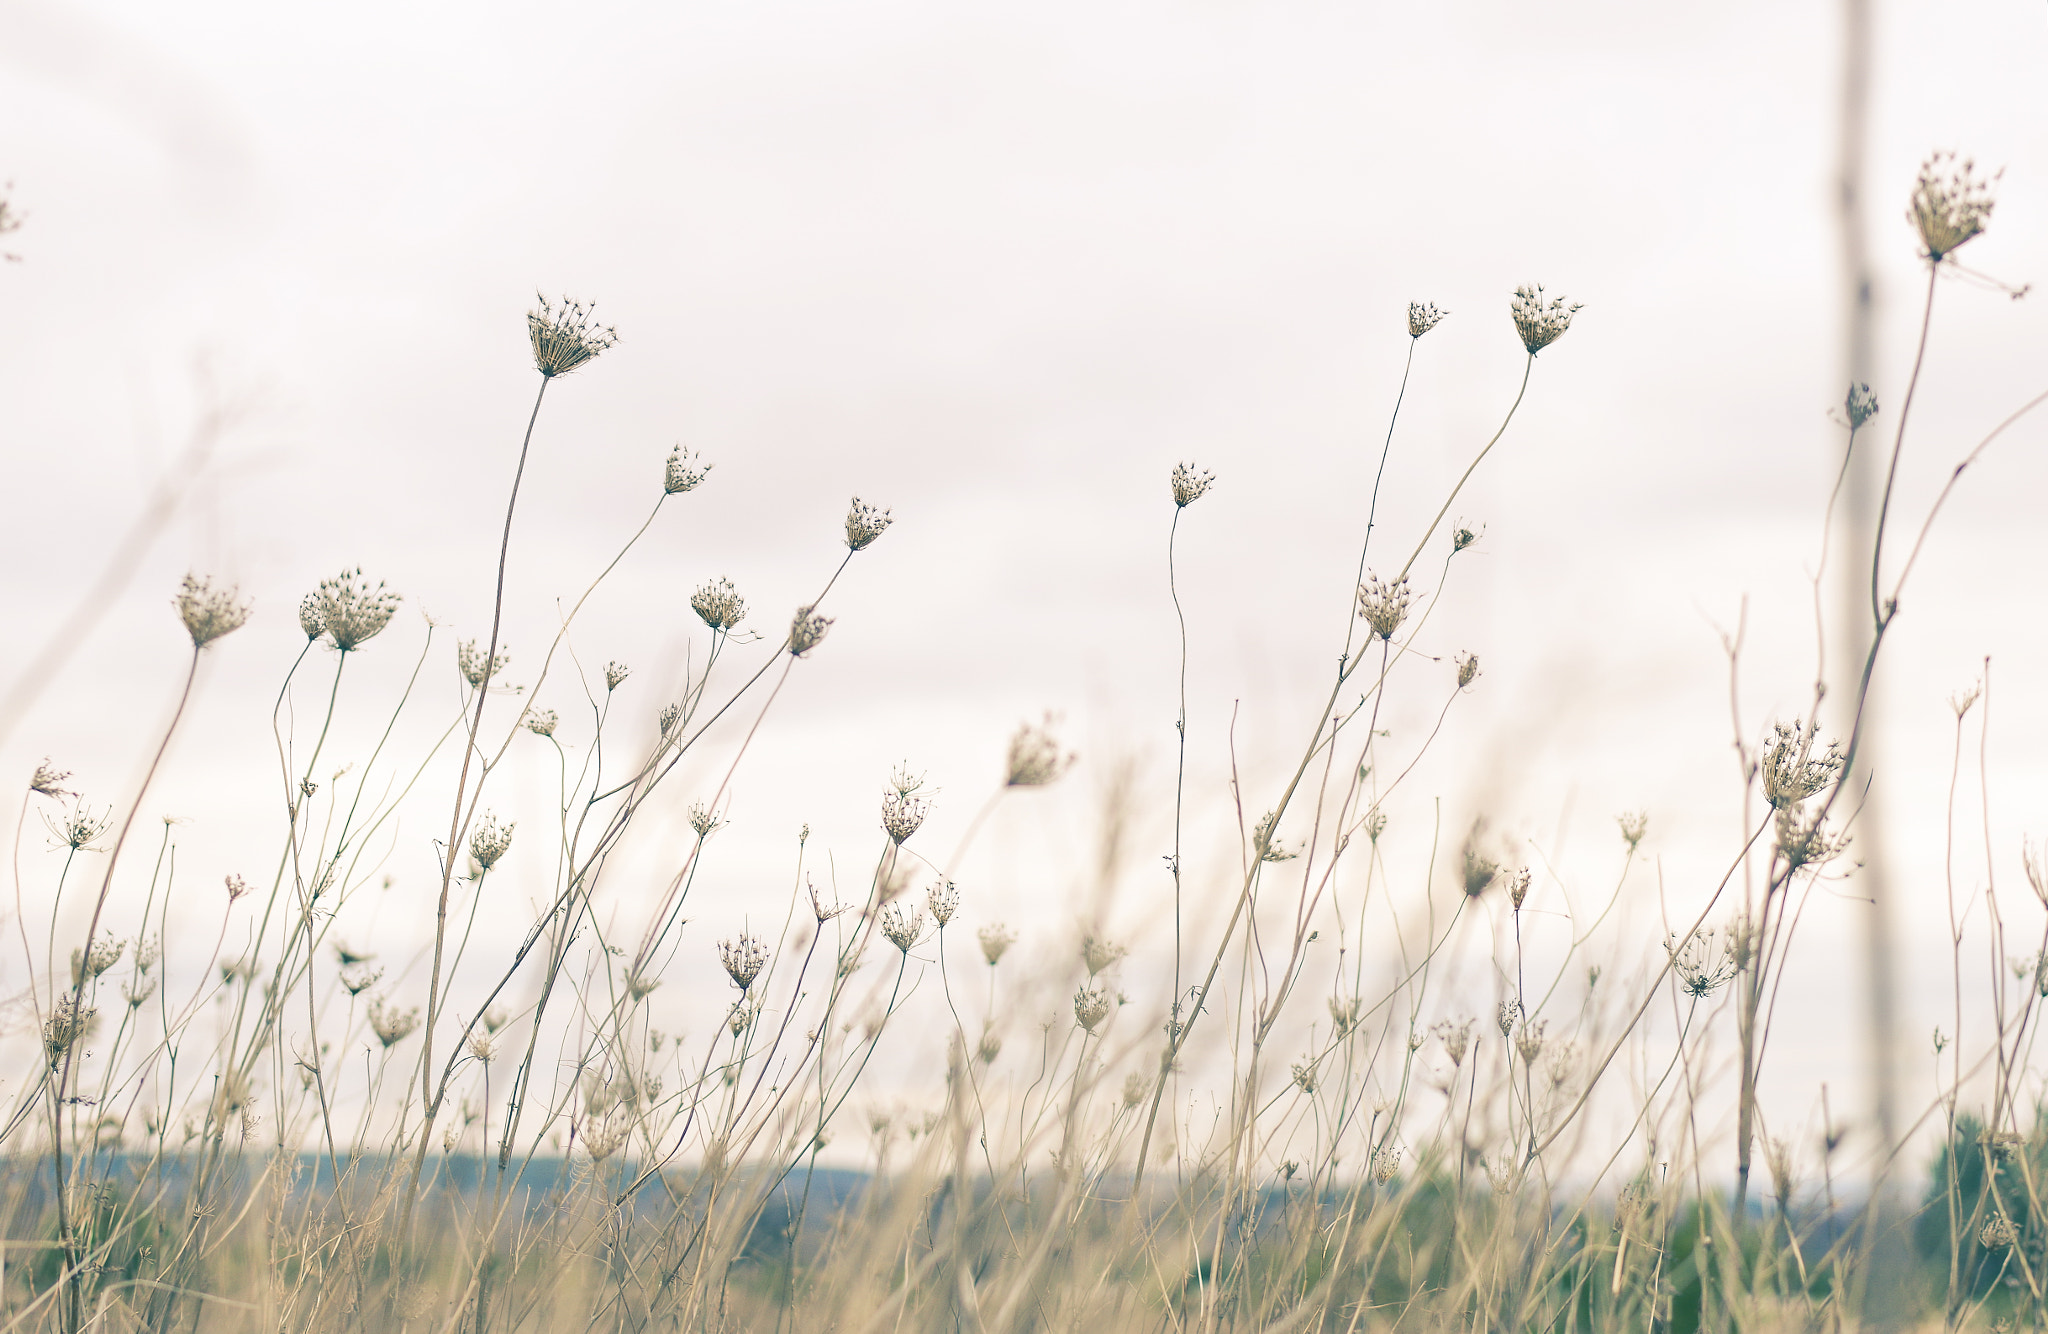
[[3, 0, 2047, 1171]]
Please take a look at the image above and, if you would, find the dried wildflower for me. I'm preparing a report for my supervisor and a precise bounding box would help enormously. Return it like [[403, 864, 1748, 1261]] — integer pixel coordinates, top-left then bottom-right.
[[1365, 809, 1387, 843], [297, 595, 325, 640], [844, 497, 893, 551], [122, 974, 158, 1008], [579, 1115, 629, 1162], [483, 1006, 508, 1033], [527, 294, 617, 378], [339, 963, 383, 996], [1668, 929, 1737, 999], [1455, 651, 1480, 688], [1510, 284, 1582, 355], [1981, 1213, 2020, 1249], [368, 999, 420, 1048], [664, 446, 711, 495], [457, 639, 510, 688], [1372, 1145, 1402, 1183], [1776, 805, 1851, 872], [1452, 522, 1483, 552], [1081, 934, 1127, 976], [134, 937, 161, 972], [659, 703, 681, 734], [726, 994, 762, 1036], [43, 995, 96, 1062], [1252, 811, 1297, 864], [880, 902, 925, 953], [719, 933, 769, 991], [788, 605, 834, 657], [1436, 1019, 1474, 1066], [1760, 721, 1844, 809], [1617, 811, 1649, 851], [978, 923, 1016, 966], [623, 967, 661, 1001], [1290, 1059, 1319, 1094], [470, 813, 514, 872], [1909, 151, 2000, 262], [467, 1031, 496, 1062], [1328, 995, 1362, 1037], [687, 803, 722, 838], [174, 574, 251, 649], [1504, 867, 1531, 910], [1122, 1071, 1150, 1108], [312, 569, 400, 653], [222, 875, 251, 907], [1845, 383, 1879, 431], [29, 762, 71, 799], [808, 879, 847, 923], [604, 661, 630, 691], [1980, 1127, 2026, 1162], [690, 577, 747, 632], [1356, 572, 1412, 641], [71, 936, 125, 985], [1495, 999, 1521, 1039], [1408, 302, 1447, 338], [1548, 1042, 1577, 1088], [881, 788, 930, 845], [524, 709, 559, 737], [46, 805, 111, 851], [1170, 462, 1215, 508], [926, 880, 959, 927], [1073, 986, 1112, 1033], [1005, 715, 1074, 787], [1726, 913, 1757, 974], [1462, 847, 1499, 899], [977, 1027, 1003, 1065], [1514, 1020, 1547, 1065]]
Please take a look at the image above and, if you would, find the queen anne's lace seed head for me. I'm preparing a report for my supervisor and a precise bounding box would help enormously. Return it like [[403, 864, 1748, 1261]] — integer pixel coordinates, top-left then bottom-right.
[[340, 963, 382, 996], [1407, 302, 1448, 338], [174, 575, 252, 649], [1668, 928, 1737, 999], [313, 570, 400, 653], [1505, 867, 1532, 910], [977, 1027, 1003, 1064], [1081, 935, 1127, 977], [978, 923, 1016, 966], [664, 446, 711, 495], [1514, 1020, 1547, 1065], [1909, 152, 2000, 262], [719, 933, 769, 991], [1073, 986, 1112, 1033], [879, 902, 925, 953], [881, 789, 930, 845], [1981, 1213, 2020, 1249], [469, 813, 514, 872], [1170, 462, 1214, 508], [1373, 1145, 1403, 1183], [789, 605, 833, 657], [47, 805, 111, 851], [845, 498, 893, 551], [1436, 1019, 1474, 1066], [1776, 805, 1851, 872], [1456, 652, 1481, 689], [1759, 721, 1844, 809], [123, 974, 158, 1008], [29, 762, 71, 799], [1462, 848, 1499, 899], [43, 994, 96, 1062], [1328, 995, 1362, 1037], [1122, 1072, 1150, 1108], [1356, 572, 1412, 641], [524, 709, 558, 737], [458, 640, 509, 688], [297, 595, 325, 640], [1617, 810, 1649, 851], [527, 294, 617, 378], [926, 880, 959, 927], [1290, 1060, 1318, 1094], [1005, 716, 1074, 787], [690, 578, 747, 632], [1252, 811, 1296, 863], [604, 661, 630, 691], [1511, 284, 1582, 355], [369, 999, 420, 1048], [658, 703, 680, 735], [1496, 999, 1522, 1039], [688, 803, 722, 838], [1845, 383, 1879, 430]]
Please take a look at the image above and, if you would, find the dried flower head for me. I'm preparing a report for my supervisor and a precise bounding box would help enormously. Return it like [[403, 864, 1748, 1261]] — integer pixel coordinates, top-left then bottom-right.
[[1408, 302, 1448, 338], [1511, 284, 1583, 355], [1373, 1144, 1403, 1183], [71, 936, 126, 985], [1981, 1213, 2020, 1249], [1290, 1059, 1318, 1094], [977, 1027, 1003, 1064], [122, 974, 158, 1008], [1081, 934, 1127, 976], [1170, 462, 1215, 508], [789, 605, 834, 657], [1328, 995, 1362, 1037], [1845, 383, 1879, 431], [46, 805, 112, 851], [845, 497, 893, 551], [1496, 999, 1522, 1039], [1365, 808, 1387, 843], [369, 999, 420, 1048], [1122, 1071, 1150, 1108], [978, 923, 1016, 966], [1617, 810, 1649, 851], [620, 966, 660, 1002], [1436, 1019, 1474, 1066], [1073, 986, 1112, 1033], [880, 902, 925, 953], [690, 577, 747, 633], [807, 879, 847, 923], [1456, 651, 1480, 689], [457, 640, 510, 688], [524, 709, 559, 737], [1462, 847, 1499, 899], [297, 595, 325, 640], [1775, 805, 1851, 873], [658, 703, 681, 735], [1356, 572, 1413, 641], [134, 937, 161, 972], [466, 1031, 495, 1062], [527, 294, 617, 378], [926, 880, 959, 927], [469, 813, 515, 872], [312, 570, 401, 653], [1005, 715, 1075, 787], [44, 995, 96, 1062], [604, 661, 630, 691], [29, 761, 71, 799], [174, 574, 252, 649], [1668, 929, 1737, 999], [1504, 867, 1532, 910], [687, 803, 722, 838], [1759, 721, 1844, 809], [664, 446, 711, 495], [881, 788, 930, 845], [1909, 151, 2000, 262], [224, 874, 250, 902], [719, 933, 769, 991], [1514, 1020, 1548, 1065], [339, 963, 383, 996]]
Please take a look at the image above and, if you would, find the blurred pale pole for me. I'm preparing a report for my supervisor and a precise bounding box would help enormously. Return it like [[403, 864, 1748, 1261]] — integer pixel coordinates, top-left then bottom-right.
[[1836, 0, 1905, 1323]]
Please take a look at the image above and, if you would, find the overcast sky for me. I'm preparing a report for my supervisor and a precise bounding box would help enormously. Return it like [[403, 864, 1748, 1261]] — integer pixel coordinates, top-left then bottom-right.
[[3, 0, 2047, 1164]]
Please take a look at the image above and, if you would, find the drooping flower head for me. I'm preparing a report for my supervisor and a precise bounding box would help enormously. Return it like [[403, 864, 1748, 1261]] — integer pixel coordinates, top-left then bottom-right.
[[1908, 151, 2000, 262]]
